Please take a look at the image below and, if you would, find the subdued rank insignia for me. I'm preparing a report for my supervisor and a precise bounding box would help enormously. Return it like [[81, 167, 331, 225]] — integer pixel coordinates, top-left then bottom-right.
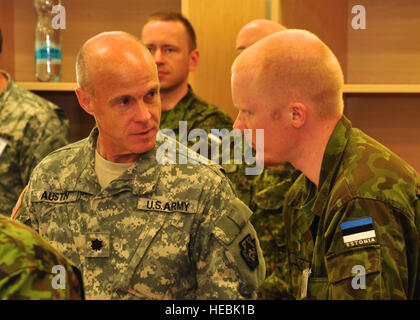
[[85, 232, 110, 258], [239, 234, 259, 270], [340, 217, 376, 248], [91, 238, 103, 251]]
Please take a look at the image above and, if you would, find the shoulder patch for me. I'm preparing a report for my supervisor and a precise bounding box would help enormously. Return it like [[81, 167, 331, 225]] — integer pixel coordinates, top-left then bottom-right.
[[340, 217, 377, 248], [239, 234, 259, 270], [11, 185, 28, 220]]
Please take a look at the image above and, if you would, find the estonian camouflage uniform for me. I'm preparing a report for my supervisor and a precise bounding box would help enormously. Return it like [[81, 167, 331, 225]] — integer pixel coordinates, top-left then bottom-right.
[[13, 128, 266, 300], [249, 163, 301, 299], [159, 85, 233, 140], [0, 216, 84, 300], [0, 71, 69, 216], [284, 116, 420, 299]]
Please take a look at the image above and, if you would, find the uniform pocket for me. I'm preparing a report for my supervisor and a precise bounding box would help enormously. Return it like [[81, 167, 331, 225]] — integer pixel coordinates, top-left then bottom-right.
[[325, 245, 382, 299]]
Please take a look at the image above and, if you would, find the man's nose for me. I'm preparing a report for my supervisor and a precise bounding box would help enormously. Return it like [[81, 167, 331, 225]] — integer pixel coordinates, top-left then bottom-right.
[[133, 101, 152, 123], [233, 113, 245, 132], [153, 49, 164, 65]]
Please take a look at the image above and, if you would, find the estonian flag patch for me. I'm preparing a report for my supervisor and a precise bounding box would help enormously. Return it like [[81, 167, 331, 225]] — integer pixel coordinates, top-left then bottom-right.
[[340, 217, 376, 248]]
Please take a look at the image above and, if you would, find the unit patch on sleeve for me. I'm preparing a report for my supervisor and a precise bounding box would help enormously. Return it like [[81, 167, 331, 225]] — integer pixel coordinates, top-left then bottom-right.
[[239, 234, 259, 270], [340, 217, 376, 248]]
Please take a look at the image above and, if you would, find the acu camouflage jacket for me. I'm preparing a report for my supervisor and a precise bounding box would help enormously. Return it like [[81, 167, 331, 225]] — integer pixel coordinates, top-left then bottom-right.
[[14, 128, 265, 300], [0, 71, 69, 216]]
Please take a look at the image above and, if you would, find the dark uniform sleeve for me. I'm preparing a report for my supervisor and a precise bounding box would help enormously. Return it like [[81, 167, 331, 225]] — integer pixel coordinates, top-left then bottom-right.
[[0, 217, 84, 300], [0, 265, 84, 300], [323, 198, 419, 299]]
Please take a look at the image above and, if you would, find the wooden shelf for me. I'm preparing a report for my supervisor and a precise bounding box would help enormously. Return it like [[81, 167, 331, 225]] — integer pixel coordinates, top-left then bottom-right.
[[343, 84, 420, 94], [17, 82, 420, 94], [17, 82, 77, 91]]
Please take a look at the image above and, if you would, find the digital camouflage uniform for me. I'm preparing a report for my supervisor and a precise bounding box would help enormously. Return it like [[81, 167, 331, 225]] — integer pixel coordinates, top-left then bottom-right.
[[13, 128, 266, 300], [249, 163, 301, 299], [0, 216, 84, 300], [284, 116, 420, 299], [0, 71, 69, 216]]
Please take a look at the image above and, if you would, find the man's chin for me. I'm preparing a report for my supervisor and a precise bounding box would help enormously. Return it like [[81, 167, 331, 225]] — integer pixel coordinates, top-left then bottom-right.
[[261, 157, 285, 168], [129, 134, 157, 154]]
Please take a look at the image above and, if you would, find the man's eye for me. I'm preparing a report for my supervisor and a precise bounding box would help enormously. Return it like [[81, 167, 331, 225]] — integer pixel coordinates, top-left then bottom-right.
[[147, 91, 155, 98], [166, 48, 175, 53], [120, 97, 131, 105]]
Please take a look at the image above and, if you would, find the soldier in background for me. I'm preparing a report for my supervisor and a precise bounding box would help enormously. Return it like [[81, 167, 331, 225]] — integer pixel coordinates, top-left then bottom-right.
[[232, 29, 420, 299], [141, 12, 233, 153], [234, 19, 300, 299], [0, 216, 84, 300], [13, 31, 265, 299], [141, 12, 257, 208], [0, 28, 70, 217], [235, 19, 287, 55]]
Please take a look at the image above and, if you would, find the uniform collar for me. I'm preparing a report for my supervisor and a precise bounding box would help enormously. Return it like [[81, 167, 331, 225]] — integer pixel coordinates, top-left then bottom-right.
[[160, 85, 195, 126], [174, 84, 195, 110], [75, 127, 160, 196], [310, 115, 352, 216]]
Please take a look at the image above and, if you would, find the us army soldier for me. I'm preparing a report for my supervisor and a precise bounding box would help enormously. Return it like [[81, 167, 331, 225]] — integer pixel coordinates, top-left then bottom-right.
[[0, 28, 70, 216], [13, 31, 265, 300], [0, 216, 84, 300], [231, 29, 420, 299]]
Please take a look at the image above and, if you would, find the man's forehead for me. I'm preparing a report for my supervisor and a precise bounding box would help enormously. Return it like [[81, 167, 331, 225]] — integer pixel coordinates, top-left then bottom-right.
[[143, 20, 188, 39]]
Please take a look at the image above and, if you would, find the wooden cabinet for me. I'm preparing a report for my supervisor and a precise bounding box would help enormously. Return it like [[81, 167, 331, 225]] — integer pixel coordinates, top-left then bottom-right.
[[1, 0, 419, 171]]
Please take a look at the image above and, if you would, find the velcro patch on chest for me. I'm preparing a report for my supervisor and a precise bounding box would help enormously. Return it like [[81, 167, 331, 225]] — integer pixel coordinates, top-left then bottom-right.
[[85, 232, 110, 258], [138, 198, 198, 213], [340, 217, 377, 248], [31, 190, 80, 203]]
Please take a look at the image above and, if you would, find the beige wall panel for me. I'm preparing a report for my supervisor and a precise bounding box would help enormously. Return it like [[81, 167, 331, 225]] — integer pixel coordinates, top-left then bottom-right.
[[347, 0, 420, 83], [344, 94, 420, 173], [276, 0, 348, 81], [182, 0, 266, 120], [14, 0, 180, 81], [0, 0, 15, 76]]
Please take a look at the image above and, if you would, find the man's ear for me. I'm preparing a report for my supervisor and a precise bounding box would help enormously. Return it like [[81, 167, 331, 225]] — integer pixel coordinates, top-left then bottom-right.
[[75, 87, 95, 116], [188, 49, 199, 72], [289, 102, 307, 129]]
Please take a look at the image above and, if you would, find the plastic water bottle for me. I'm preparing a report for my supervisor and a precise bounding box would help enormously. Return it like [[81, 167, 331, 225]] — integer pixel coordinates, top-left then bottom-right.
[[34, 0, 62, 82]]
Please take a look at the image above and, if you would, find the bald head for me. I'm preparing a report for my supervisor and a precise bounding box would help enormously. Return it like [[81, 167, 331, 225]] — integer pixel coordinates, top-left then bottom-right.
[[76, 31, 156, 95], [232, 29, 344, 120], [236, 19, 287, 55]]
